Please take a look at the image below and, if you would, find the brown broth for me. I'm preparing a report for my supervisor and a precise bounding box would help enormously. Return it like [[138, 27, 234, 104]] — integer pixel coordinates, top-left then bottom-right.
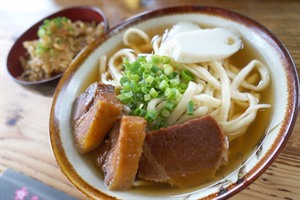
[[83, 24, 273, 196]]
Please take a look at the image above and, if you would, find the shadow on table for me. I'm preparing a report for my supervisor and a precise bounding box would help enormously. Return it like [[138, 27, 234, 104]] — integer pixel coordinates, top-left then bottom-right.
[[20, 78, 60, 97]]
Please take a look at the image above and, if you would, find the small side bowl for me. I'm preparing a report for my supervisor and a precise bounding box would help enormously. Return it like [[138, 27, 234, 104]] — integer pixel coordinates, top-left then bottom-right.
[[6, 6, 108, 85], [50, 5, 299, 200]]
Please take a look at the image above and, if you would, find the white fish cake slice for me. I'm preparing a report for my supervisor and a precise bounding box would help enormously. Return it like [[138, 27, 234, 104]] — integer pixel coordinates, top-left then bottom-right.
[[159, 28, 243, 63], [162, 21, 201, 44]]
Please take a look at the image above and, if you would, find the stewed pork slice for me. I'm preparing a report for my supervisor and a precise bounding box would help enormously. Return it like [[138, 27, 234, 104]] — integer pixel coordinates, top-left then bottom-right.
[[72, 82, 122, 154], [138, 115, 229, 188], [96, 115, 147, 190]]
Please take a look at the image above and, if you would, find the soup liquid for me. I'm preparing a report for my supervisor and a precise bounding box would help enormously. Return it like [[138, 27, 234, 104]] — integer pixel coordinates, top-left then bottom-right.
[[129, 38, 273, 197], [84, 25, 273, 196]]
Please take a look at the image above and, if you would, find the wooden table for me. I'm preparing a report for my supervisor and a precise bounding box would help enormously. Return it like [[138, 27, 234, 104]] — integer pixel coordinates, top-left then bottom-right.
[[1, 0, 299, 199]]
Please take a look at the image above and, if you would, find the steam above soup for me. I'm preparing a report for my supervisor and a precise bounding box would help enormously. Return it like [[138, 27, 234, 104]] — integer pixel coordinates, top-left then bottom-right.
[[72, 21, 271, 191]]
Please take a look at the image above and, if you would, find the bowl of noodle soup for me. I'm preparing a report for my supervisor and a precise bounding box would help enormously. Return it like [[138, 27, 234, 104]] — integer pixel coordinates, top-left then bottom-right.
[[50, 6, 299, 200]]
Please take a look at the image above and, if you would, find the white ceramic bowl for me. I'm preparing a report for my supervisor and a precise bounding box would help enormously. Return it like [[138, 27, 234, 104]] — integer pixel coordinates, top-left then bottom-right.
[[50, 6, 299, 199]]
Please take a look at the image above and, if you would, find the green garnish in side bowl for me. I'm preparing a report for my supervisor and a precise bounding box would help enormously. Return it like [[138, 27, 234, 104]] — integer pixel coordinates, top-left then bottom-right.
[[20, 16, 105, 82]]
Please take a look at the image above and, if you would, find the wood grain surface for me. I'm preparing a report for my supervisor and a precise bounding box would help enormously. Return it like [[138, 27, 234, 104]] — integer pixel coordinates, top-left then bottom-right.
[[1, 0, 299, 199]]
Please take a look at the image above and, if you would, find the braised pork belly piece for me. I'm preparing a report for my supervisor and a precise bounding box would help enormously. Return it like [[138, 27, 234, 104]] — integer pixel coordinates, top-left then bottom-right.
[[72, 82, 122, 154], [138, 115, 228, 188], [96, 115, 147, 190]]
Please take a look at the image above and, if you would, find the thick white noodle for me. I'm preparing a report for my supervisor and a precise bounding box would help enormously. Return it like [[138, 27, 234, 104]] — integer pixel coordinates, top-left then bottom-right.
[[167, 81, 197, 125], [231, 60, 270, 101], [156, 100, 167, 112], [108, 48, 136, 83], [147, 97, 164, 111], [151, 35, 162, 54], [176, 106, 209, 124], [100, 26, 271, 141], [183, 64, 221, 89], [123, 27, 151, 53], [101, 72, 120, 86], [192, 94, 221, 108], [221, 94, 271, 140], [209, 61, 231, 122]]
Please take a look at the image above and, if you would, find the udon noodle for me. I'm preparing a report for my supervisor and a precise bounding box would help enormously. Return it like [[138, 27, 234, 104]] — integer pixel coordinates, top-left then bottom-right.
[[99, 25, 271, 141]]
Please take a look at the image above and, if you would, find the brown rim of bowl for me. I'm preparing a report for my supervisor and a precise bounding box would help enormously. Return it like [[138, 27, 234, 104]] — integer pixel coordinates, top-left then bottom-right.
[[49, 5, 299, 200], [6, 6, 109, 85]]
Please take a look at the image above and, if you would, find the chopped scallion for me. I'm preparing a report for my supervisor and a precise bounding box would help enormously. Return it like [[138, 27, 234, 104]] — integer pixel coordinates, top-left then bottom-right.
[[187, 101, 194, 115], [134, 108, 147, 117], [145, 110, 158, 122], [158, 80, 169, 91], [117, 91, 133, 101], [163, 64, 174, 76], [164, 88, 176, 100], [117, 54, 196, 129], [181, 69, 194, 82], [160, 107, 170, 118], [150, 88, 158, 98], [144, 94, 151, 101], [160, 55, 171, 64]]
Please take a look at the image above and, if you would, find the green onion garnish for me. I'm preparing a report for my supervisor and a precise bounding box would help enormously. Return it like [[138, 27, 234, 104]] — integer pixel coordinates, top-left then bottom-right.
[[160, 107, 171, 118], [163, 64, 174, 76], [117, 91, 133, 101], [117, 54, 195, 129], [145, 110, 158, 122], [187, 101, 194, 115], [181, 69, 194, 82]]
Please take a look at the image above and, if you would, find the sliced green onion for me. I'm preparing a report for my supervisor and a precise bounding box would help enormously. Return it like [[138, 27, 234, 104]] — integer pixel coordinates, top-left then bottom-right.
[[156, 69, 163, 76], [118, 54, 197, 129], [160, 55, 171, 64], [153, 123, 165, 130], [135, 93, 144, 101], [144, 94, 151, 101], [145, 75, 155, 84], [151, 55, 160, 64], [175, 92, 182, 102], [132, 74, 141, 82], [117, 91, 133, 101], [123, 57, 130, 67], [131, 61, 140, 72], [163, 64, 174, 76], [181, 69, 194, 82], [164, 88, 176, 100], [150, 88, 158, 98], [164, 101, 177, 110], [134, 108, 147, 117], [158, 80, 169, 91], [187, 101, 194, 115], [176, 83, 188, 93], [142, 87, 150, 94], [143, 62, 152, 69], [159, 74, 169, 82], [120, 76, 130, 86], [160, 107, 171, 118], [145, 110, 158, 122], [151, 65, 161, 73], [170, 71, 178, 78], [123, 83, 131, 91], [170, 78, 180, 87]]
